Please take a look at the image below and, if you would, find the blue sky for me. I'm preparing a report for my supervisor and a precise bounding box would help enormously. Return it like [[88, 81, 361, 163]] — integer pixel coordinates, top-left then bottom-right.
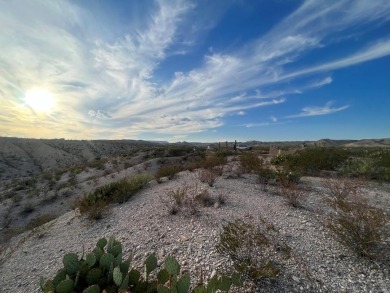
[[1, 0, 390, 142]]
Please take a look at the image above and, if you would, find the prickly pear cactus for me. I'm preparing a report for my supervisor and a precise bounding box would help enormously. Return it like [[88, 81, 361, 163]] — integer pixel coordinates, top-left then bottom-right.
[[113, 266, 123, 286], [63, 253, 79, 275], [145, 254, 157, 277], [82, 284, 100, 293], [40, 236, 242, 293], [99, 253, 114, 271], [55, 279, 74, 293], [177, 272, 191, 293], [164, 255, 180, 276], [86, 268, 101, 285], [85, 253, 96, 267]]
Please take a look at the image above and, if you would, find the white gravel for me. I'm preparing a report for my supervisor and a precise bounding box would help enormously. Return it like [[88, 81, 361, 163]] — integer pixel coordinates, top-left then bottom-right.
[[0, 167, 389, 293]]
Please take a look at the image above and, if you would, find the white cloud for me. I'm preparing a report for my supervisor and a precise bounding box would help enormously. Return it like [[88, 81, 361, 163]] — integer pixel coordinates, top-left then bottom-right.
[[270, 116, 278, 122], [287, 102, 350, 118], [1, 0, 389, 139]]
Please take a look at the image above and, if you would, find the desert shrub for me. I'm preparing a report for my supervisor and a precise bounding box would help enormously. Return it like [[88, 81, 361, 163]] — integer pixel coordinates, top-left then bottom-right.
[[164, 186, 198, 216], [165, 145, 194, 157], [223, 163, 245, 179], [14, 177, 38, 190], [26, 213, 57, 230], [21, 203, 35, 215], [323, 179, 389, 258], [198, 169, 218, 187], [256, 168, 278, 185], [216, 149, 234, 157], [239, 152, 262, 173], [276, 147, 351, 175], [217, 193, 227, 205], [155, 164, 182, 182], [278, 184, 307, 208], [194, 189, 215, 207], [88, 159, 106, 170], [217, 219, 288, 281], [76, 174, 150, 218], [183, 160, 202, 172], [275, 170, 301, 187], [339, 157, 390, 181], [201, 155, 226, 170], [163, 184, 220, 215], [41, 237, 242, 293]]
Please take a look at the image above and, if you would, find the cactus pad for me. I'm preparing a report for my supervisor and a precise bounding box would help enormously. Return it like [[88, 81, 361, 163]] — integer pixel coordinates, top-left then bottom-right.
[[128, 269, 141, 286], [157, 285, 170, 293], [113, 266, 123, 286], [92, 247, 103, 261], [96, 238, 107, 250], [177, 272, 190, 293], [157, 268, 169, 285], [86, 253, 96, 267], [217, 275, 232, 291], [86, 268, 102, 285], [145, 254, 157, 276], [164, 255, 180, 276], [63, 253, 79, 275], [82, 284, 100, 293], [55, 279, 74, 293], [52, 268, 67, 286], [110, 243, 122, 257], [99, 253, 114, 271]]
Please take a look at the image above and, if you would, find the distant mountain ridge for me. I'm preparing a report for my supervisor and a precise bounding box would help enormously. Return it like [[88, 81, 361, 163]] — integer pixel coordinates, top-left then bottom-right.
[[0, 137, 389, 181]]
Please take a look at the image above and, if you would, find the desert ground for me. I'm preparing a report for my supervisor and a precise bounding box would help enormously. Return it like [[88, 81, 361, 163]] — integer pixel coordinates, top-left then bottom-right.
[[0, 138, 389, 293]]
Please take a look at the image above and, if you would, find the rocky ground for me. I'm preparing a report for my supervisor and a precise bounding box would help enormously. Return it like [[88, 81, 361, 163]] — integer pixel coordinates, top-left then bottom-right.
[[0, 158, 389, 293]]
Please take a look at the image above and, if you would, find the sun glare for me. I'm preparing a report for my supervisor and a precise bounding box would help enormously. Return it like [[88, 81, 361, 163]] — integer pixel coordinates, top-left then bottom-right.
[[25, 89, 55, 113]]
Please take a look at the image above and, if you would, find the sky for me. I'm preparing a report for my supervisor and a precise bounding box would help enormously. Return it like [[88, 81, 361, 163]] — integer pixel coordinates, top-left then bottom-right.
[[1, 0, 390, 142]]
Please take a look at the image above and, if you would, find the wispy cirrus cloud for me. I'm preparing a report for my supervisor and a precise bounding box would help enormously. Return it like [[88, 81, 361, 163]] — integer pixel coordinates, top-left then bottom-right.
[[1, 0, 389, 140], [286, 102, 350, 118]]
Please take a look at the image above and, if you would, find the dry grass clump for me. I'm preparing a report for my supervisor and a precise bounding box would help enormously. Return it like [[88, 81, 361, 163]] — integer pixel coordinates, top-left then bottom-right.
[[25, 213, 57, 230], [323, 179, 389, 258], [216, 218, 290, 282], [163, 184, 225, 216], [164, 185, 198, 216], [198, 169, 218, 187], [279, 183, 307, 208]]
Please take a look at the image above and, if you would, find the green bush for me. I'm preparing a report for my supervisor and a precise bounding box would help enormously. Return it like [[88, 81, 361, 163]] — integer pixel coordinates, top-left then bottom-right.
[[339, 156, 390, 181], [239, 152, 262, 173], [155, 164, 183, 182], [165, 146, 194, 157], [75, 174, 150, 218], [275, 147, 351, 175], [41, 236, 242, 293]]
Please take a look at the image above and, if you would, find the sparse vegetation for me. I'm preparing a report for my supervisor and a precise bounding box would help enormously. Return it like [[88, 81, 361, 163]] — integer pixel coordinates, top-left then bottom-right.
[[239, 152, 262, 173], [26, 214, 57, 231], [41, 236, 242, 293], [75, 174, 150, 219], [198, 169, 218, 187], [323, 179, 389, 258], [278, 183, 307, 208], [163, 184, 223, 216], [217, 218, 289, 281], [155, 164, 182, 182]]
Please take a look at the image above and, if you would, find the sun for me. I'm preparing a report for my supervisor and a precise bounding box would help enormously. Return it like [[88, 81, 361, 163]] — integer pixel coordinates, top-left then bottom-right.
[[25, 89, 55, 113]]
